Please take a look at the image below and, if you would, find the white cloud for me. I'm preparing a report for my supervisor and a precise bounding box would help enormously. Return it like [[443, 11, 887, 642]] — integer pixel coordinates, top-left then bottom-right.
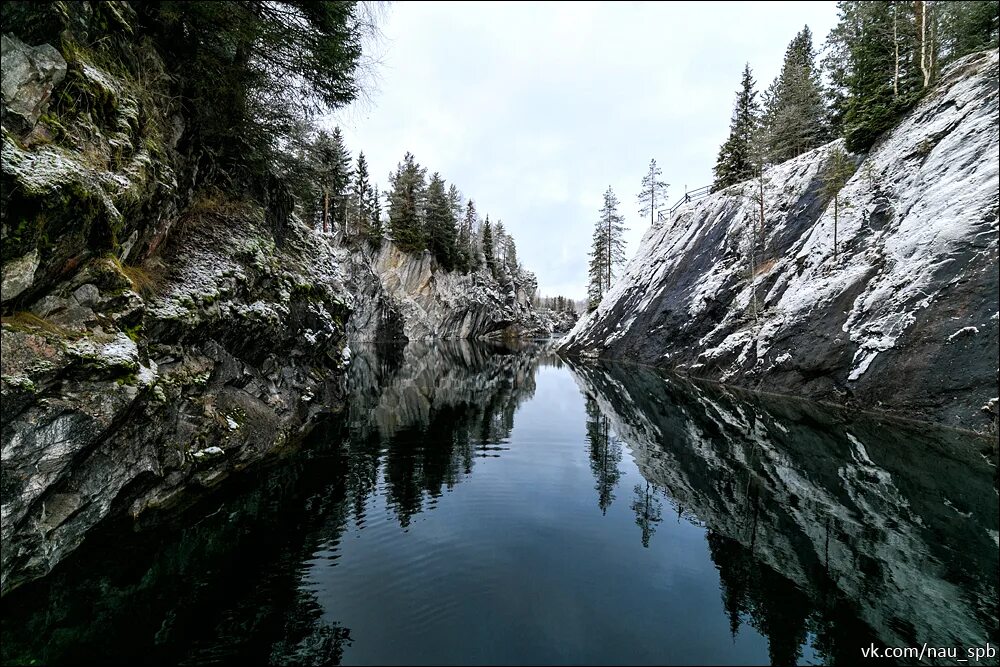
[[330, 1, 840, 299]]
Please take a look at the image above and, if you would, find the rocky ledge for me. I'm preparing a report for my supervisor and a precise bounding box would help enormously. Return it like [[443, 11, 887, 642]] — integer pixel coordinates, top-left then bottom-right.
[[1, 202, 352, 596]]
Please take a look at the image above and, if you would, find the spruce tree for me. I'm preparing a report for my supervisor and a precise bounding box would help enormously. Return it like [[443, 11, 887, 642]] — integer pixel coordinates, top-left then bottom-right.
[[493, 220, 509, 280], [457, 199, 477, 273], [822, 1, 993, 152], [351, 151, 371, 242], [388, 152, 427, 253], [712, 64, 761, 191], [311, 128, 352, 235], [841, 2, 904, 152], [940, 1, 1000, 59], [367, 185, 384, 249], [638, 159, 669, 226], [481, 216, 496, 278], [425, 173, 459, 271], [587, 186, 628, 310], [761, 26, 828, 163], [329, 127, 353, 235]]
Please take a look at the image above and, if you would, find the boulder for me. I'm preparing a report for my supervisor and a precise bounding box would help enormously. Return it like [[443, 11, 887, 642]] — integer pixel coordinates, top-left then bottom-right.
[[0, 34, 66, 133]]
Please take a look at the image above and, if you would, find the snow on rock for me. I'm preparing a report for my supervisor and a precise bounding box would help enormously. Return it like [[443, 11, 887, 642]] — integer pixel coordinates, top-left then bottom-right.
[[948, 326, 979, 341], [561, 49, 999, 429]]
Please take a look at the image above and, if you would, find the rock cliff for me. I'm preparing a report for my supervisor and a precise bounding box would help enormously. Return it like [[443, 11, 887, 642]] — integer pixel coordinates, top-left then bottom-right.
[[343, 241, 550, 341], [561, 50, 999, 430], [0, 12, 548, 596]]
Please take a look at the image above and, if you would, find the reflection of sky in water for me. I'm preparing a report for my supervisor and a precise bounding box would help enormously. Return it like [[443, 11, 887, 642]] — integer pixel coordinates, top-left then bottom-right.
[[308, 363, 773, 664]]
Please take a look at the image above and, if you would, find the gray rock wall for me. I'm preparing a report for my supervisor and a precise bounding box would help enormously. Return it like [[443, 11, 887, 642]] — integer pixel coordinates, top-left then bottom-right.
[[1, 208, 352, 596], [561, 50, 1000, 430], [343, 242, 550, 341]]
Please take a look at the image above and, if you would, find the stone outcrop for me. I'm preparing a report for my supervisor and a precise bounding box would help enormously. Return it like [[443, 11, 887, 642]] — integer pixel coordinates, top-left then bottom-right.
[[561, 49, 1000, 430], [343, 242, 551, 341], [0, 33, 66, 133], [1, 204, 351, 596]]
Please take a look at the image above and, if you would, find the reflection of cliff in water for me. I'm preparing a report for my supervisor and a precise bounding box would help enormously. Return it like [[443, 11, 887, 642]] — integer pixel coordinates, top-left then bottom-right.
[[1, 340, 546, 666], [568, 359, 999, 664], [343, 340, 540, 527]]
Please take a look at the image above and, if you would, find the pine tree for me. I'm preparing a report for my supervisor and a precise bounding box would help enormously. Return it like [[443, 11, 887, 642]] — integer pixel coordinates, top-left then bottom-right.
[[425, 172, 459, 271], [638, 159, 669, 226], [388, 152, 427, 253], [587, 187, 628, 311], [713, 64, 761, 191], [761, 26, 828, 163], [481, 216, 496, 278]]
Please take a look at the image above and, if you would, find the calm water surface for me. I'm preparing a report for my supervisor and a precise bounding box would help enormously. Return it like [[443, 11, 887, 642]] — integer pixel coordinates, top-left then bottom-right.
[[2, 341, 997, 665]]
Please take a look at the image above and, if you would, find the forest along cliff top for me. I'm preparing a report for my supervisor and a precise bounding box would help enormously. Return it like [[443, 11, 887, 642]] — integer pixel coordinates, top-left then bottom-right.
[[560, 49, 1000, 431]]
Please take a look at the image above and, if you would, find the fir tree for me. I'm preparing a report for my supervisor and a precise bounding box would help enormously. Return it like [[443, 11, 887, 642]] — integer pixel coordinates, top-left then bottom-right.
[[638, 159, 669, 226], [388, 152, 427, 253], [713, 64, 761, 191]]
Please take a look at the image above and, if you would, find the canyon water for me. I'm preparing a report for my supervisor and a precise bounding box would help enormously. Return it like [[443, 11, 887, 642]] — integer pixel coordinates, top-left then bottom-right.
[[2, 341, 996, 665]]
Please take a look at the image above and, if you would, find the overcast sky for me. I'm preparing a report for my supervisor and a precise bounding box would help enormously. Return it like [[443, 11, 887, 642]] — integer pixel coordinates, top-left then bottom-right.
[[329, 1, 840, 299]]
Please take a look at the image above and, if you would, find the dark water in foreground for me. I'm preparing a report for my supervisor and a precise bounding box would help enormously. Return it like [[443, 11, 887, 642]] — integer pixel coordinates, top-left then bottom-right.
[[2, 341, 997, 666]]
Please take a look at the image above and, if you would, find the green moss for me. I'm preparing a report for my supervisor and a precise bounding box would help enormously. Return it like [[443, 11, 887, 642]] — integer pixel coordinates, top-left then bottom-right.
[[124, 323, 143, 342], [1, 375, 38, 393]]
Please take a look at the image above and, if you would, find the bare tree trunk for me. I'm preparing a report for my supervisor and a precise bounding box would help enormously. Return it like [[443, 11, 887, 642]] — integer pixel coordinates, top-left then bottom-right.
[[928, 2, 936, 85], [323, 189, 329, 235], [919, 0, 931, 88], [757, 168, 765, 247], [833, 195, 839, 264], [893, 2, 900, 97]]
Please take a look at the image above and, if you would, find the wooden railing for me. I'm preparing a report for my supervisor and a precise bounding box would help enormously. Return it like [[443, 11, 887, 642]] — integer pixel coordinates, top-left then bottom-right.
[[657, 184, 712, 222]]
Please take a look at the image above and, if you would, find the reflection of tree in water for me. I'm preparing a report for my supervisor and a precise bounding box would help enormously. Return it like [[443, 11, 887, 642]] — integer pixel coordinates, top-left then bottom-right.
[[707, 529, 879, 665], [347, 341, 540, 528], [629, 480, 664, 548], [585, 395, 623, 514]]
